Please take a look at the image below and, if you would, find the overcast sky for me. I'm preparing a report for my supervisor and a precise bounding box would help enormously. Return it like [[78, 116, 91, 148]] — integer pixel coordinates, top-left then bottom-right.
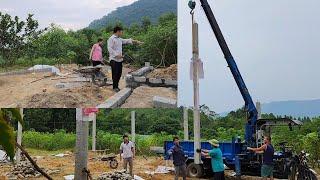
[[0, 0, 137, 30], [178, 0, 320, 113]]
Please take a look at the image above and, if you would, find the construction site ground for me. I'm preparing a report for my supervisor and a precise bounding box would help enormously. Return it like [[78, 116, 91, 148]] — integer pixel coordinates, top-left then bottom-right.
[[0, 64, 177, 108], [2, 149, 317, 180]]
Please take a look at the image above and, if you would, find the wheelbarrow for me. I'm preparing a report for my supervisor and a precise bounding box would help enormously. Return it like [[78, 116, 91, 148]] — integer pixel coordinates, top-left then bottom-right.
[[76, 66, 110, 87], [101, 153, 118, 169]]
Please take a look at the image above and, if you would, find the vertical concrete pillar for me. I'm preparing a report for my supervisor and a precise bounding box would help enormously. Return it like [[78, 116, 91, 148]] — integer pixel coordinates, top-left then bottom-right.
[[183, 107, 189, 141], [16, 108, 23, 163], [256, 101, 262, 119], [92, 113, 96, 151], [75, 108, 89, 180], [131, 111, 136, 143], [192, 22, 201, 164]]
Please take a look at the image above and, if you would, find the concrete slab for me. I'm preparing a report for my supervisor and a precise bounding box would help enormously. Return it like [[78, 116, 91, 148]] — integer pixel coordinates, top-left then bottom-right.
[[97, 88, 132, 108], [149, 78, 163, 84], [164, 79, 177, 86], [153, 96, 177, 108], [133, 76, 147, 83]]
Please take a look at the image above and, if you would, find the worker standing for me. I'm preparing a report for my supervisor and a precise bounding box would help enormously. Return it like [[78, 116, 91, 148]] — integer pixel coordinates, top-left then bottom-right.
[[107, 26, 143, 92], [168, 136, 187, 180], [89, 38, 104, 66], [201, 139, 225, 180], [247, 136, 274, 180], [119, 134, 135, 177]]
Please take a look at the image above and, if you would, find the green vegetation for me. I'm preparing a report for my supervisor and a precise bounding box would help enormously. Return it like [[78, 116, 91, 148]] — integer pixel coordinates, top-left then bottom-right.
[[22, 130, 174, 155], [0, 11, 177, 70], [17, 108, 320, 166]]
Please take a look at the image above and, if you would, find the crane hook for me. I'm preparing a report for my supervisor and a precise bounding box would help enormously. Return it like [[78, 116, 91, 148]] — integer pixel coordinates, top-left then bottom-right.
[[188, 0, 196, 14]]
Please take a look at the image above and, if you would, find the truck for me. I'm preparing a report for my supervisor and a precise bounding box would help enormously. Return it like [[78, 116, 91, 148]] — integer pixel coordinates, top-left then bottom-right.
[[164, 118, 302, 178]]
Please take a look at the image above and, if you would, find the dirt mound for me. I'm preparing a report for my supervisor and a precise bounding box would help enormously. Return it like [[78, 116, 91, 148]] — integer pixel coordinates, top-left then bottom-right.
[[147, 64, 177, 80], [25, 92, 87, 108], [23, 85, 116, 108]]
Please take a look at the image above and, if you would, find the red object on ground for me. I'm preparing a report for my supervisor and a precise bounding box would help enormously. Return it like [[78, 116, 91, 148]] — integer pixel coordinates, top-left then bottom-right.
[[83, 108, 99, 116]]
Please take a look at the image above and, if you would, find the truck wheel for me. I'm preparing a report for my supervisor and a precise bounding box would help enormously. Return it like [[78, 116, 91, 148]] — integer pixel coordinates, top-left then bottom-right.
[[187, 163, 204, 178]]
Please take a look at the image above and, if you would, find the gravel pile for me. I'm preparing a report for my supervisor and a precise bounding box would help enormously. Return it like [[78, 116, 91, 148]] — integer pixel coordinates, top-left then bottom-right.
[[98, 170, 133, 180], [6, 161, 59, 179], [7, 161, 41, 179]]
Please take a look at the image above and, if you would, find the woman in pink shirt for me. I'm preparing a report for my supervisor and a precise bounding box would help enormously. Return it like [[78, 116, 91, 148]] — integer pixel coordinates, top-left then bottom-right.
[[89, 38, 104, 66]]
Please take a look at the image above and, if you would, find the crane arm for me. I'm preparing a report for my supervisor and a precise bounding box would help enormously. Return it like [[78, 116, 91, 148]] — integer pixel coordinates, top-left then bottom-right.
[[197, 0, 258, 145]]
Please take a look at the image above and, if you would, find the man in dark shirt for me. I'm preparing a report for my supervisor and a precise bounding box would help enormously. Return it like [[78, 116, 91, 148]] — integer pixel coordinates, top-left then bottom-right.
[[248, 136, 274, 180], [168, 136, 187, 180]]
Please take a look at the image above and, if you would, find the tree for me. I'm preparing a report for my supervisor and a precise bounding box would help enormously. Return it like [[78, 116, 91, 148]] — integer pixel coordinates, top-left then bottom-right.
[[0, 13, 42, 65]]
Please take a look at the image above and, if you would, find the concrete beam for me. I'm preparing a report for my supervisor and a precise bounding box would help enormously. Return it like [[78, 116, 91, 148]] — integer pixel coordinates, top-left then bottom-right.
[[97, 88, 132, 108], [153, 96, 177, 108]]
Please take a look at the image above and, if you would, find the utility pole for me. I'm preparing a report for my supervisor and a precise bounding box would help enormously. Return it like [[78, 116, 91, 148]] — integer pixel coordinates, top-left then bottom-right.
[[256, 101, 262, 119], [131, 111, 136, 143], [16, 108, 23, 163], [192, 19, 201, 164], [92, 113, 96, 151], [183, 107, 189, 141], [75, 108, 89, 180]]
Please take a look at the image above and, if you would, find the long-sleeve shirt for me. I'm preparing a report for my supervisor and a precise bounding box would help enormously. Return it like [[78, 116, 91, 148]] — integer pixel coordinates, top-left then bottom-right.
[[168, 144, 186, 166], [107, 34, 133, 62]]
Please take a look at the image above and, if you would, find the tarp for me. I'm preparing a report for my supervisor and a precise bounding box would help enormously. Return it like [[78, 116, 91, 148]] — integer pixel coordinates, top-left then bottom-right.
[[28, 65, 62, 76]]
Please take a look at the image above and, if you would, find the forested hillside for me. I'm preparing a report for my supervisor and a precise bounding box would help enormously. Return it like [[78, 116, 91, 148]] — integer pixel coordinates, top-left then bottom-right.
[[88, 0, 177, 29]]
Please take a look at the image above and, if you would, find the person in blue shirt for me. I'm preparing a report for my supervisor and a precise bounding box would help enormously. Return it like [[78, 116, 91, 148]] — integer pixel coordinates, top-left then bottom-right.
[[201, 139, 225, 180], [167, 136, 187, 180], [248, 136, 274, 180]]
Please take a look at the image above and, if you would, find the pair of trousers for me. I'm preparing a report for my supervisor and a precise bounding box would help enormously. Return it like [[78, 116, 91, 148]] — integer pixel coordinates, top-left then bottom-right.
[[174, 164, 187, 180], [110, 60, 122, 89], [123, 157, 133, 176]]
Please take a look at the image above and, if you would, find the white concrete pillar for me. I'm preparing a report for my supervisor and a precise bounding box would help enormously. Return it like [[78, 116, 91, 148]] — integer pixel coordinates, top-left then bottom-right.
[[92, 113, 96, 151], [192, 22, 201, 164], [183, 107, 189, 141], [131, 111, 136, 143], [75, 108, 89, 180], [15, 109, 23, 163]]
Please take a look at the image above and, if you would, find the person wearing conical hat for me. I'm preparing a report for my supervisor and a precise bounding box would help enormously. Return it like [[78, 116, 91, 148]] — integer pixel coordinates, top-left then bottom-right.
[[201, 139, 225, 180]]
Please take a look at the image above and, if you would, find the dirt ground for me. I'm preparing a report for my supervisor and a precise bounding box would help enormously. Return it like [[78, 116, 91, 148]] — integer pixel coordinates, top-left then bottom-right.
[[0, 150, 175, 180], [2, 149, 312, 180], [121, 86, 177, 108], [0, 64, 177, 108]]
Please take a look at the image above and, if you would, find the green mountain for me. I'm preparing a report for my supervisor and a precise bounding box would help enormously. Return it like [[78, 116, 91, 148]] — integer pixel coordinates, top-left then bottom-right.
[[88, 0, 177, 29]]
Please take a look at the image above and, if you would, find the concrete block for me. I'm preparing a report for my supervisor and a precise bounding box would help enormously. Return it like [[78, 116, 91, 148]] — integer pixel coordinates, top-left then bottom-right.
[[153, 96, 177, 108], [131, 66, 153, 76], [133, 76, 146, 83], [97, 88, 132, 108], [164, 79, 177, 86], [149, 78, 163, 84], [55, 83, 65, 89]]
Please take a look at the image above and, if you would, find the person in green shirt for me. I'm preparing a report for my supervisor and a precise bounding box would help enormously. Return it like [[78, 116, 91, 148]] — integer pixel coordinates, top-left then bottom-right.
[[201, 139, 225, 180]]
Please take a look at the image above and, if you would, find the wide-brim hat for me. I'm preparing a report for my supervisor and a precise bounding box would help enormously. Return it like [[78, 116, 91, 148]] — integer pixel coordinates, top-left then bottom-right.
[[209, 139, 219, 147]]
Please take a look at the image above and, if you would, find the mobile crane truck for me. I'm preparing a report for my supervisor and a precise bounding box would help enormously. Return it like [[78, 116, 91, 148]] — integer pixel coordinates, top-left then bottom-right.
[[164, 0, 315, 179]]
